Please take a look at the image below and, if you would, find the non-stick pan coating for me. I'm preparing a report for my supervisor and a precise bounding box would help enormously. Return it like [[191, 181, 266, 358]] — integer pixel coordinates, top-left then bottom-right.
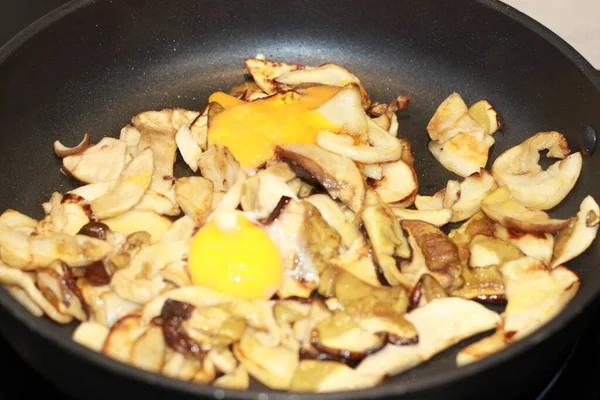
[[0, 1, 599, 399]]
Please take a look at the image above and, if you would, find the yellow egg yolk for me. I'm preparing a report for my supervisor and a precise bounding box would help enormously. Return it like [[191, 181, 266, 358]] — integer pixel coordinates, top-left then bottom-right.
[[207, 86, 340, 168], [187, 211, 283, 300]]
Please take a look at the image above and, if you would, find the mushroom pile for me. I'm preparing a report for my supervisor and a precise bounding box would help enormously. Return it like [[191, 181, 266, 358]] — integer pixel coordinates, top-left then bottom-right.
[[0, 58, 596, 393]]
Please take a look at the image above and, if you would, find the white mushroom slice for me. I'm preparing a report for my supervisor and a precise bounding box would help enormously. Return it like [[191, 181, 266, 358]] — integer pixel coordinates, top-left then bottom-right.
[[102, 315, 147, 363], [361, 164, 382, 180], [208, 170, 246, 217], [0, 227, 32, 267], [162, 352, 202, 380], [290, 360, 383, 393], [314, 83, 368, 137], [161, 262, 192, 288], [429, 131, 495, 178], [233, 328, 299, 390], [68, 180, 117, 202], [197, 144, 241, 192], [256, 172, 298, 218], [468, 235, 524, 268], [73, 321, 110, 352], [328, 238, 381, 287], [0, 209, 38, 234], [130, 325, 166, 372], [481, 187, 569, 233], [369, 159, 418, 205], [356, 297, 499, 377], [133, 108, 199, 194], [102, 210, 173, 244], [448, 169, 498, 222], [175, 177, 214, 225], [468, 99, 502, 136], [111, 241, 188, 304], [62, 137, 127, 184], [371, 111, 399, 136], [159, 215, 197, 244], [190, 113, 208, 151], [213, 366, 249, 390], [245, 58, 304, 95], [38, 193, 91, 235], [495, 224, 554, 265], [175, 125, 203, 172], [317, 119, 403, 164], [119, 124, 141, 160], [4, 284, 43, 316], [456, 326, 507, 367], [275, 144, 365, 212], [427, 93, 485, 143], [500, 257, 579, 341], [304, 194, 360, 248], [134, 189, 180, 217], [140, 286, 234, 325], [54, 132, 91, 158], [551, 196, 600, 268], [391, 208, 452, 228], [208, 348, 238, 375], [0, 264, 71, 323], [90, 148, 153, 220], [225, 300, 281, 347], [414, 190, 445, 211], [443, 181, 461, 208], [491, 131, 582, 210]]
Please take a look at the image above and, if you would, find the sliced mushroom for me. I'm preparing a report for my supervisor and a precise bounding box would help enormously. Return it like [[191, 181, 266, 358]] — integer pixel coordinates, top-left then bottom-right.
[[304, 194, 360, 248], [290, 360, 383, 393], [175, 177, 214, 225], [468, 99, 502, 136], [427, 93, 485, 143], [456, 325, 507, 367], [230, 80, 269, 102], [317, 118, 403, 164], [207, 169, 246, 217], [551, 196, 600, 268], [244, 58, 305, 95], [327, 238, 381, 287], [481, 187, 569, 233], [78, 282, 140, 327], [175, 125, 203, 172], [494, 224, 554, 266], [54, 132, 91, 158], [62, 137, 127, 184], [36, 265, 87, 321], [468, 235, 524, 268], [68, 180, 117, 202], [500, 257, 579, 341], [132, 108, 199, 194], [368, 158, 418, 205], [90, 148, 154, 220], [72, 321, 110, 352], [119, 124, 141, 160], [391, 208, 452, 228], [491, 131, 582, 210], [240, 170, 298, 219], [102, 210, 173, 244], [4, 284, 43, 316], [414, 190, 445, 211], [429, 130, 495, 178], [38, 192, 91, 236], [159, 215, 197, 244], [134, 189, 181, 217], [275, 144, 365, 212], [447, 169, 498, 222], [409, 273, 447, 308], [356, 297, 499, 378], [0, 209, 38, 234], [102, 315, 147, 363], [213, 365, 250, 390], [130, 325, 166, 372], [233, 327, 299, 390], [190, 113, 208, 151], [314, 83, 368, 137], [197, 144, 241, 192]]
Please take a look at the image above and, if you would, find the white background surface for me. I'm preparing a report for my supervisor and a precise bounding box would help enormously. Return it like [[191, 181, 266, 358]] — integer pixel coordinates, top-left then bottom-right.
[[502, 0, 600, 68]]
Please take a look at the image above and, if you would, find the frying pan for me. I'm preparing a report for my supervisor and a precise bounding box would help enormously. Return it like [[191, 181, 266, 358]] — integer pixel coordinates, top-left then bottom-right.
[[0, 0, 599, 399]]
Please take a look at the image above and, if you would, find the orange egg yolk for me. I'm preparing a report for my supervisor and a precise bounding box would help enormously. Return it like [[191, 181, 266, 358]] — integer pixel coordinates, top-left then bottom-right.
[[207, 86, 340, 168], [187, 211, 283, 300]]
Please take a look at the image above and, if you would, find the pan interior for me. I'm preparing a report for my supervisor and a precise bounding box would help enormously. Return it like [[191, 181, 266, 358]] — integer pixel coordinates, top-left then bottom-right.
[[0, 0, 599, 397]]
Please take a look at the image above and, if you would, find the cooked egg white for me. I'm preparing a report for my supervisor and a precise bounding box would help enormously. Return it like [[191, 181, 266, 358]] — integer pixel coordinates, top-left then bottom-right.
[[187, 210, 283, 300], [207, 86, 340, 168]]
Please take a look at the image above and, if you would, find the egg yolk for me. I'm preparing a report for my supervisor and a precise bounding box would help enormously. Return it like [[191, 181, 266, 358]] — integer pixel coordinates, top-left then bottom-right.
[[187, 211, 283, 300], [207, 85, 340, 168]]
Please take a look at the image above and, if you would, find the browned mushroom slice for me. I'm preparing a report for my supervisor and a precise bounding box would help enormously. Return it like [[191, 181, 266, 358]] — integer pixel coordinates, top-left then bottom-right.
[[415, 189, 445, 211], [456, 325, 507, 367], [304, 194, 360, 248], [129, 325, 166, 372], [481, 187, 569, 233], [38, 192, 91, 235], [190, 112, 208, 151], [290, 360, 383, 393], [102, 315, 147, 363], [230, 80, 268, 102], [327, 238, 381, 287], [409, 273, 447, 308], [240, 170, 297, 219], [491, 131, 582, 210], [391, 208, 452, 228], [356, 297, 499, 378], [91, 148, 153, 220], [233, 327, 299, 390], [468, 235, 524, 268], [500, 257, 579, 341], [78, 282, 140, 327], [132, 108, 199, 194], [427, 93, 484, 143], [429, 130, 495, 178], [72, 321, 110, 352], [196, 144, 241, 192], [54, 132, 92, 158], [102, 210, 173, 244], [133, 189, 180, 217], [314, 83, 368, 137], [468, 99, 502, 136], [401, 219, 462, 290], [244, 58, 305, 95], [494, 225, 554, 266], [447, 169, 498, 222], [0, 264, 72, 323], [369, 159, 418, 205], [275, 144, 365, 212], [174, 176, 214, 225], [36, 265, 87, 321], [551, 195, 600, 268], [62, 137, 127, 184]]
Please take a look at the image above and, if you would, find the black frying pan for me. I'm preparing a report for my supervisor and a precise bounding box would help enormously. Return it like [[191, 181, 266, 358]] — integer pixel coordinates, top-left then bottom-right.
[[0, 1, 599, 399]]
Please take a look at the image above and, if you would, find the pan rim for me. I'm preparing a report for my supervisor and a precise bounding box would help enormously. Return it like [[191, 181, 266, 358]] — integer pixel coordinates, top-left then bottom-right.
[[0, 0, 599, 399]]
